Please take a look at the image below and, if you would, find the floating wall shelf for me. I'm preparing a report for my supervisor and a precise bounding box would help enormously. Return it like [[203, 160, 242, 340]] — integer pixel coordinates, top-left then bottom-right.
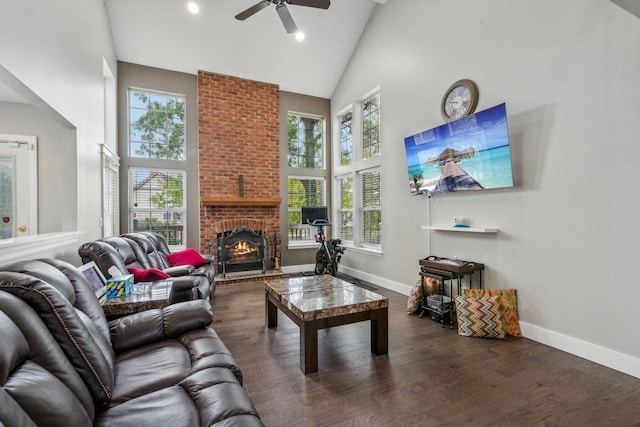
[[201, 196, 282, 207], [421, 225, 498, 234]]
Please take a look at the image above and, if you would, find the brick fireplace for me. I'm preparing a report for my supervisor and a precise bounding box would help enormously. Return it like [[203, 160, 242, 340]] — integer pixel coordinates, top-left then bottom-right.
[[197, 71, 281, 271]]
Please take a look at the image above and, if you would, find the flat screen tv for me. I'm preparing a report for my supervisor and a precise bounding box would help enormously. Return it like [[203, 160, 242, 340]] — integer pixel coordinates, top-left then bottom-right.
[[404, 103, 514, 195]]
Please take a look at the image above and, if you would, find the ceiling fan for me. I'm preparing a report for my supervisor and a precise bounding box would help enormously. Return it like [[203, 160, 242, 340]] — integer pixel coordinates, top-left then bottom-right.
[[235, 0, 331, 34]]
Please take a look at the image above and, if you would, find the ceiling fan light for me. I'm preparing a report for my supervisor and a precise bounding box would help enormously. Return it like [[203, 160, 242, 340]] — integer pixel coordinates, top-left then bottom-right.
[[276, 3, 298, 33], [187, 2, 199, 14], [295, 31, 305, 41]]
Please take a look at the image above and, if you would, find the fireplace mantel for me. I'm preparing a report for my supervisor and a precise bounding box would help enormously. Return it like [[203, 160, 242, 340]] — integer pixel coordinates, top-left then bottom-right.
[[201, 196, 282, 207]]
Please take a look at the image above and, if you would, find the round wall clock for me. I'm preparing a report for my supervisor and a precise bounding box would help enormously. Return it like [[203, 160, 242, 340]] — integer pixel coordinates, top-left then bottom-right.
[[441, 79, 479, 122]]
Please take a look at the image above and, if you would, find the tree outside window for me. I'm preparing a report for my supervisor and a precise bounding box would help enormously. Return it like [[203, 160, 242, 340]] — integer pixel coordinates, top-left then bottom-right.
[[129, 90, 185, 160], [288, 114, 323, 169], [362, 93, 380, 160], [288, 177, 325, 242], [339, 111, 353, 166], [130, 169, 186, 246]]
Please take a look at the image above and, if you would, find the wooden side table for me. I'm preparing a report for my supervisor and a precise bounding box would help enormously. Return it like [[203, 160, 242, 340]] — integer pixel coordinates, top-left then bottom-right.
[[101, 280, 173, 320]]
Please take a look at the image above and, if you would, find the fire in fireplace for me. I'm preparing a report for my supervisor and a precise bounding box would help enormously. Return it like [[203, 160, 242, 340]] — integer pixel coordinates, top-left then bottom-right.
[[217, 225, 268, 277]]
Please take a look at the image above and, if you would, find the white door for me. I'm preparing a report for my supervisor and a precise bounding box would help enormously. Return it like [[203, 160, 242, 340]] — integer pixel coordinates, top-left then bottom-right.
[[0, 134, 37, 239]]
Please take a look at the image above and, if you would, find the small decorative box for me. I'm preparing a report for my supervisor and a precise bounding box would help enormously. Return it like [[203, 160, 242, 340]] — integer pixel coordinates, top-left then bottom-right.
[[106, 274, 134, 299]]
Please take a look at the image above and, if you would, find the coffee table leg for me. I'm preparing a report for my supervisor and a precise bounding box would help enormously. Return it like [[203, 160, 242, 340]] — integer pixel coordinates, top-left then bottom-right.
[[371, 307, 388, 355], [266, 292, 278, 328], [300, 320, 318, 374]]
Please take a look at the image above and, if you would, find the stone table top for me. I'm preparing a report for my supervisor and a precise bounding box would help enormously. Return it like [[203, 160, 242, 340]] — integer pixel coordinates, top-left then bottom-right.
[[265, 275, 388, 321]]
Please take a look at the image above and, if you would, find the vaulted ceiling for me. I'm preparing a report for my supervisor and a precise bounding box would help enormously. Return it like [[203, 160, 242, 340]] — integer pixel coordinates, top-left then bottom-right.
[[105, 0, 384, 99]]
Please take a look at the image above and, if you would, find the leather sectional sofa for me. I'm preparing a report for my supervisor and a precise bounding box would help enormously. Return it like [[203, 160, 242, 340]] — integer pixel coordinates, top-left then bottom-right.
[[78, 232, 215, 302], [0, 258, 263, 426]]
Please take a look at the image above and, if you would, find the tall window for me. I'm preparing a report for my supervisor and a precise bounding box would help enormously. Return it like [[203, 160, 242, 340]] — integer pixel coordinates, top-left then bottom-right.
[[129, 168, 186, 246], [337, 175, 353, 242], [129, 89, 185, 160], [362, 93, 380, 160], [333, 90, 382, 251], [288, 113, 324, 168], [361, 169, 381, 246], [102, 145, 119, 238], [339, 111, 353, 166], [287, 112, 326, 246], [127, 88, 187, 248], [287, 177, 326, 243]]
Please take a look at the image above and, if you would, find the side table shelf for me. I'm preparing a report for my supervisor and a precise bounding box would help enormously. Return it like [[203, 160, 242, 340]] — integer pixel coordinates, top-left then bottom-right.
[[421, 225, 498, 233]]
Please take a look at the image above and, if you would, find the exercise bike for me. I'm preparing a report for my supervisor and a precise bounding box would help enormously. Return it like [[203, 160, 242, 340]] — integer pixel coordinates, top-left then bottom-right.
[[308, 218, 345, 276]]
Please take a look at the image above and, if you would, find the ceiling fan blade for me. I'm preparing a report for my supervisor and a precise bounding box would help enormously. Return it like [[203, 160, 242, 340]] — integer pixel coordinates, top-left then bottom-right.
[[235, 0, 272, 20], [276, 3, 298, 33], [286, 0, 330, 9]]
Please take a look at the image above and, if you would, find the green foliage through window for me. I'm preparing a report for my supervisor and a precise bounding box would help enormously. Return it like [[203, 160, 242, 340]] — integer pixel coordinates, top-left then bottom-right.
[[340, 111, 353, 166], [129, 90, 185, 160], [130, 168, 186, 245], [287, 177, 325, 241], [288, 114, 324, 169], [362, 93, 380, 160]]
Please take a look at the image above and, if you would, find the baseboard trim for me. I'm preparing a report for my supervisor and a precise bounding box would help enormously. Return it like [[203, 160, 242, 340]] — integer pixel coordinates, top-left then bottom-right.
[[520, 321, 640, 379]]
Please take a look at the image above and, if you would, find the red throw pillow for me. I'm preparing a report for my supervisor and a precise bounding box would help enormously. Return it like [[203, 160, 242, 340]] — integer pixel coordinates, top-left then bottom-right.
[[127, 267, 171, 283], [166, 248, 207, 268]]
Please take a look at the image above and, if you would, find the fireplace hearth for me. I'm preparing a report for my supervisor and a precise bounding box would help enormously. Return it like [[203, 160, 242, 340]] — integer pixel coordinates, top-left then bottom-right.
[[217, 225, 268, 277]]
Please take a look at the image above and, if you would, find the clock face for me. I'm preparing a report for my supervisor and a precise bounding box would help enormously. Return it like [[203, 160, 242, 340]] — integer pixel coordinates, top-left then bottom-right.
[[441, 79, 478, 122]]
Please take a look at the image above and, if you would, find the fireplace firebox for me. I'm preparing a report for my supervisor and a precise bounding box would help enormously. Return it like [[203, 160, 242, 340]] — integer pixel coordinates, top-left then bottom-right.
[[217, 225, 268, 277]]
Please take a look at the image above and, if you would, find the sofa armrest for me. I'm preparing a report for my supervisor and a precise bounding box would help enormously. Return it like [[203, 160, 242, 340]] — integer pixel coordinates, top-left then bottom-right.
[[163, 265, 195, 276], [109, 300, 213, 353]]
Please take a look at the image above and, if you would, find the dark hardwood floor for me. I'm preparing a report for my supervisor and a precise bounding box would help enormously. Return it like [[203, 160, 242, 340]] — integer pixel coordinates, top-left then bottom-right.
[[211, 279, 640, 426]]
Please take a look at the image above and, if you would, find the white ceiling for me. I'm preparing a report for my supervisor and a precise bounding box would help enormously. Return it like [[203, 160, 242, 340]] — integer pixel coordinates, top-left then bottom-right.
[[105, 0, 380, 98]]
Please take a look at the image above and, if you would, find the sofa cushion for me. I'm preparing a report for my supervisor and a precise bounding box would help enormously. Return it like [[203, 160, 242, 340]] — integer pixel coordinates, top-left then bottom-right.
[[167, 248, 208, 268], [127, 267, 171, 283]]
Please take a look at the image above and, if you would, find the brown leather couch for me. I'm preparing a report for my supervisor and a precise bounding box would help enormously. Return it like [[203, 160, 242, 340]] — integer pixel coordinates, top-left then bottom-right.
[[78, 232, 215, 302], [0, 259, 263, 426]]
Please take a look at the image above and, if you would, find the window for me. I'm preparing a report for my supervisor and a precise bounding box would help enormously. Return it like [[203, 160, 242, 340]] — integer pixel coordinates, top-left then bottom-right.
[[129, 168, 186, 246], [287, 113, 324, 169], [128, 89, 185, 160], [337, 175, 353, 242], [288, 177, 326, 243], [361, 169, 381, 246], [333, 90, 382, 251], [339, 111, 353, 166], [362, 93, 380, 160], [102, 145, 119, 238]]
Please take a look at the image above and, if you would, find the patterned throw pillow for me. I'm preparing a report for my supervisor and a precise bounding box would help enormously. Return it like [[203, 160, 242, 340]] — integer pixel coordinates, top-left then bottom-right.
[[406, 281, 423, 315], [455, 295, 505, 339], [464, 288, 521, 336]]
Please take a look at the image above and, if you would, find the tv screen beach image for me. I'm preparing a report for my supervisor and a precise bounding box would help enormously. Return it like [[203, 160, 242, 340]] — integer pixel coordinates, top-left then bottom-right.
[[404, 103, 514, 195]]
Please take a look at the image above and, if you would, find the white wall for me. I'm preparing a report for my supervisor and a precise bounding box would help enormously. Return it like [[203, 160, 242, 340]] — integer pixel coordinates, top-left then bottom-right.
[[0, 0, 116, 262], [332, 0, 640, 377]]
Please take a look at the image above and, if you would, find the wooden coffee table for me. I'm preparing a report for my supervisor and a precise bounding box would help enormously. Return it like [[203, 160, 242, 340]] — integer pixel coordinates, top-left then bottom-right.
[[265, 275, 389, 374]]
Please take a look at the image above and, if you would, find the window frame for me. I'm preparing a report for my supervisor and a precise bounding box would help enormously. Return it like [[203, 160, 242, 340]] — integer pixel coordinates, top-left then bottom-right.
[[287, 112, 326, 170], [127, 88, 186, 161], [332, 89, 382, 253], [287, 175, 327, 247], [128, 167, 187, 249], [101, 144, 119, 238]]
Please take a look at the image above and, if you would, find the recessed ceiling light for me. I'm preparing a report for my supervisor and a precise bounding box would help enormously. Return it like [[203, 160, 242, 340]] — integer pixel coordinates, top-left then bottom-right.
[[187, 2, 200, 14], [295, 31, 305, 42]]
